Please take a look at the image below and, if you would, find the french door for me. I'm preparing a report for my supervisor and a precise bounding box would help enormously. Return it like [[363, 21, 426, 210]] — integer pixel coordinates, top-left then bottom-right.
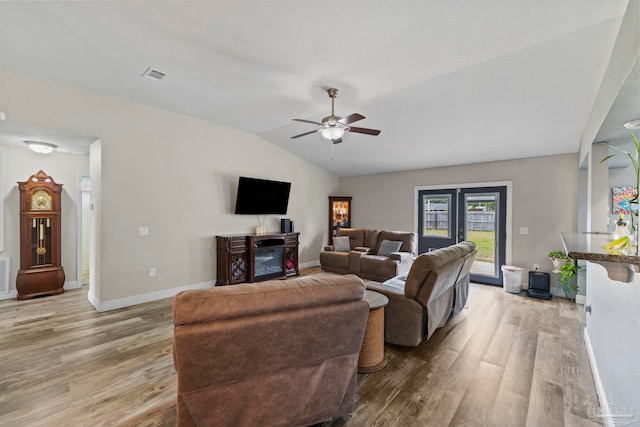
[[417, 186, 507, 285]]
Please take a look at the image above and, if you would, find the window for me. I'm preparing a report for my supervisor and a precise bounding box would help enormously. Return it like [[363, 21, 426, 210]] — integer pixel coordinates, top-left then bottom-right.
[[422, 194, 450, 238]]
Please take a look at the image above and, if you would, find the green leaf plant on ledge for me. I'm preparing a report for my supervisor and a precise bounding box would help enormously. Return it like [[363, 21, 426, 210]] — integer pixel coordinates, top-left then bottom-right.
[[548, 250, 568, 270], [557, 258, 584, 301]]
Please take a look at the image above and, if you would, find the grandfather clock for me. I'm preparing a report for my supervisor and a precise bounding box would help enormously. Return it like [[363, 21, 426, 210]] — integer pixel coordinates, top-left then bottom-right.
[[16, 170, 65, 300]]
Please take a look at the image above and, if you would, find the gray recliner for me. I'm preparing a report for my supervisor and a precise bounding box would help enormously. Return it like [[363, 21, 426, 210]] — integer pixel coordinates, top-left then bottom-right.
[[366, 241, 477, 347]]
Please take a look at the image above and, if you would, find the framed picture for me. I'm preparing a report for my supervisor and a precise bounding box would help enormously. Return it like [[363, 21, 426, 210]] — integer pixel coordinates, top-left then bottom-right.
[[612, 186, 638, 214], [329, 196, 352, 244]]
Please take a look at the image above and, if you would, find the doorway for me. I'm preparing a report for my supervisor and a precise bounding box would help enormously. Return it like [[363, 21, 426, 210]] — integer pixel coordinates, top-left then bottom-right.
[[417, 185, 508, 285], [77, 175, 90, 286]]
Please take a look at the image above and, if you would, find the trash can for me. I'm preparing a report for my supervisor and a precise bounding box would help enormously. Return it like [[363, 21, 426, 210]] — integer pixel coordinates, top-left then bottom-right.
[[501, 265, 524, 293]]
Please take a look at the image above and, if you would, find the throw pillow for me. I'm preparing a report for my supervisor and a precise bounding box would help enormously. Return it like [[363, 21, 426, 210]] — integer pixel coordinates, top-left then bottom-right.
[[377, 239, 403, 256], [333, 236, 351, 252]]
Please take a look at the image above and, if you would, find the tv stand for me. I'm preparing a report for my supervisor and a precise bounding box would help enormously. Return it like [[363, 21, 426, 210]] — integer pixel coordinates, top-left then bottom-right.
[[216, 232, 299, 285]]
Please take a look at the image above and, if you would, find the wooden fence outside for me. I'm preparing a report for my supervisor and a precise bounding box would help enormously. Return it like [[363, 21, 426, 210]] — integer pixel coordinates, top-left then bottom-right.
[[424, 211, 495, 231]]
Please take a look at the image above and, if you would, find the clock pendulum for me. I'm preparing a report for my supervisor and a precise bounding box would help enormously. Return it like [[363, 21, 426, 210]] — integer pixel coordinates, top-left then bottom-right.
[[34, 218, 49, 256]]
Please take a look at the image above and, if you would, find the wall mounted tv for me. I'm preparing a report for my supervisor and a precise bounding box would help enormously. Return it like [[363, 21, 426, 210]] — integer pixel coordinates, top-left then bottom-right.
[[234, 176, 291, 215]]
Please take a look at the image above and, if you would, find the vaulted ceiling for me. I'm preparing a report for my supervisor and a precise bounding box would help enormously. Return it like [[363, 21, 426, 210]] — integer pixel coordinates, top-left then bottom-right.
[[0, 1, 632, 176]]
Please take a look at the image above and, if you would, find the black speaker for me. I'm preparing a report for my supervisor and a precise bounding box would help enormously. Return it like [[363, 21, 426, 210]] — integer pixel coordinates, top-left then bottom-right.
[[280, 218, 292, 233]]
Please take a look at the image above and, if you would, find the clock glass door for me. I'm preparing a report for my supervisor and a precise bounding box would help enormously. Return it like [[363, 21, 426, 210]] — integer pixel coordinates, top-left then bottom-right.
[[30, 217, 53, 266]]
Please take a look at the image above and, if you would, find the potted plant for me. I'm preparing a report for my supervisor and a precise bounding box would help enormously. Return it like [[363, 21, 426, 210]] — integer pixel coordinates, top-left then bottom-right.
[[557, 258, 583, 301], [548, 250, 568, 270]]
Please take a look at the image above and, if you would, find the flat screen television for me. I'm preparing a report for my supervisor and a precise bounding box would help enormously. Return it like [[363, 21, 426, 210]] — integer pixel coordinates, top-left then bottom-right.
[[234, 176, 291, 215]]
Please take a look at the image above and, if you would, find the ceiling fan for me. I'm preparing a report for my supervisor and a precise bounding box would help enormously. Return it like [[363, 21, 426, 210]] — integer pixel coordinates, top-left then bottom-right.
[[291, 88, 381, 144]]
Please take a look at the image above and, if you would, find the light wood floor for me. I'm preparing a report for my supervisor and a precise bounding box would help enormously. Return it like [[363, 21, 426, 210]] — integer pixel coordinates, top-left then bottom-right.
[[0, 271, 600, 427]]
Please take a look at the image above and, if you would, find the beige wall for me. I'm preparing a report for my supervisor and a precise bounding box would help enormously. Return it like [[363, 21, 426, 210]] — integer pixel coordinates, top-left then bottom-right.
[[1, 68, 338, 307], [339, 154, 578, 272], [2, 146, 89, 292], [0, 66, 578, 306]]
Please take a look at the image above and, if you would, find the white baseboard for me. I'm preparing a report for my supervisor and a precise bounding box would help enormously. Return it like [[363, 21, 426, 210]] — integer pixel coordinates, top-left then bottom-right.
[[0, 281, 82, 300], [0, 290, 17, 300], [88, 289, 100, 310], [584, 327, 613, 427], [64, 280, 81, 290], [549, 287, 585, 304], [299, 260, 320, 269], [89, 281, 214, 312]]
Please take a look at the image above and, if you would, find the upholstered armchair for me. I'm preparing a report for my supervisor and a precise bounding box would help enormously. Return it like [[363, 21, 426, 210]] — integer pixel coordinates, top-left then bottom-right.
[[172, 274, 369, 427]]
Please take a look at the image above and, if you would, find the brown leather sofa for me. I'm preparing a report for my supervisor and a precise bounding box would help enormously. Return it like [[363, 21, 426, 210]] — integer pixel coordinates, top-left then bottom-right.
[[366, 241, 477, 347], [320, 228, 417, 282], [172, 274, 369, 427]]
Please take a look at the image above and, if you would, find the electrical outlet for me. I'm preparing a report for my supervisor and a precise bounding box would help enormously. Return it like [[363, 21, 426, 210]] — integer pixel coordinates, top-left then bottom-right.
[[533, 264, 540, 271], [139, 227, 149, 237], [149, 268, 156, 277]]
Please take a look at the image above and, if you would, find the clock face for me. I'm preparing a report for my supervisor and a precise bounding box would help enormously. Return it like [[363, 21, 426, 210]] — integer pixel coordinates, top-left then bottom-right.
[[31, 190, 52, 211]]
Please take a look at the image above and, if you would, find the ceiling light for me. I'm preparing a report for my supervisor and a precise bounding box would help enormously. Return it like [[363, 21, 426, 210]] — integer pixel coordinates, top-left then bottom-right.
[[24, 141, 58, 154], [320, 127, 345, 141], [623, 120, 640, 129]]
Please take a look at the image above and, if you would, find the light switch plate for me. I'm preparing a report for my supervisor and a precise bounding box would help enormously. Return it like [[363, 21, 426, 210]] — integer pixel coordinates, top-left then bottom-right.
[[138, 227, 149, 236], [519, 227, 529, 235]]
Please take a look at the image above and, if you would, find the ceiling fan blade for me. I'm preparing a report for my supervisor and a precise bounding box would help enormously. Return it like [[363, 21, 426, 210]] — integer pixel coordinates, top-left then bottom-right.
[[292, 118, 324, 126], [349, 126, 381, 136], [339, 113, 365, 125], [332, 138, 343, 144], [291, 129, 319, 139]]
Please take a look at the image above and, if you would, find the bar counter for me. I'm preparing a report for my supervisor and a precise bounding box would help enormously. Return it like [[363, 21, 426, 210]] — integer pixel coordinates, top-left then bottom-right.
[[560, 232, 640, 281]]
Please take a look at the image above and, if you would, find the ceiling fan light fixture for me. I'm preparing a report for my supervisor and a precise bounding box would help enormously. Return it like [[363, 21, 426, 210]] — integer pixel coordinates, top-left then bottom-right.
[[24, 141, 58, 154], [320, 127, 345, 140], [290, 87, 379, 146], [624, 120, 640, 129]]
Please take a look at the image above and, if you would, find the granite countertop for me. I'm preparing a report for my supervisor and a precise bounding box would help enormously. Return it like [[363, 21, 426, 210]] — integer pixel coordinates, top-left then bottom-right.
[[560, 232, 640, 266]]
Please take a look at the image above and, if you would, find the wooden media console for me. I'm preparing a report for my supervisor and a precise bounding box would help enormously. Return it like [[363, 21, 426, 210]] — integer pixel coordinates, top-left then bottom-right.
[[216, 232, 299, 285]]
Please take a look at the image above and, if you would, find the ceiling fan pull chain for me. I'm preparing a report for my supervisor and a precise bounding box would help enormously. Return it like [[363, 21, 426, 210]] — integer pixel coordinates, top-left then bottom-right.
[[331, 141, 334, 160]]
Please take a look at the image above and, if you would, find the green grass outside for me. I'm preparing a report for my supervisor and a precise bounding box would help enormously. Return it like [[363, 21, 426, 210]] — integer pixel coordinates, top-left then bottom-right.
[[423, 229, 495, 263], [466, 230, 495, 262]]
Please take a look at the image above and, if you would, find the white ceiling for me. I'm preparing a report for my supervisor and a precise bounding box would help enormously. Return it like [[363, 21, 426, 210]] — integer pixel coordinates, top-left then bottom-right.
[[0, 1, 630, 176], [595, 53, 640, 168]]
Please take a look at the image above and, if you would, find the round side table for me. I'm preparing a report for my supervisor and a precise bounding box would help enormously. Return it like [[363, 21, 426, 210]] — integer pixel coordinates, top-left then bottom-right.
[[358, 290, 389, 373]]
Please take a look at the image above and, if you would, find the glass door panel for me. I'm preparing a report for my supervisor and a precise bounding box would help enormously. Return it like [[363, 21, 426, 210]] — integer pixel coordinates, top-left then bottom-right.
[[418, 189, 457, 253], [459, 187, 506, 286]]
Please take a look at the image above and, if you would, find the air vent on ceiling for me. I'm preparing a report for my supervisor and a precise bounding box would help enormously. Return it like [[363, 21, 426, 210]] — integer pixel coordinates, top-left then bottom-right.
[[141, 67, 166, 81]]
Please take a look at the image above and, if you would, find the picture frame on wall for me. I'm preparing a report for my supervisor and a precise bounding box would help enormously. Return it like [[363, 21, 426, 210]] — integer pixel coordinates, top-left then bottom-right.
[[612, 186, 638, 214], [328, 196, 352, 244]]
